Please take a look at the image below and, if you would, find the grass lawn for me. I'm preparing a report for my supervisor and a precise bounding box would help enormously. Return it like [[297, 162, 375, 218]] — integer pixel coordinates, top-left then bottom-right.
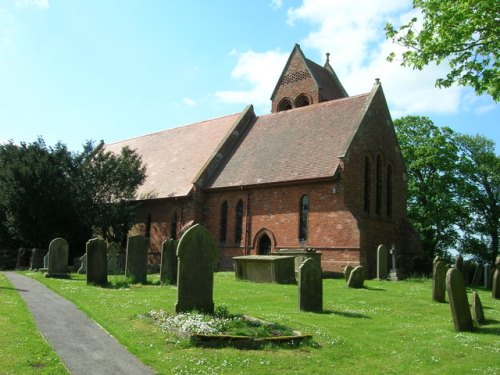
[[5, 271, 500, 374], [0, 273, 69, 374]]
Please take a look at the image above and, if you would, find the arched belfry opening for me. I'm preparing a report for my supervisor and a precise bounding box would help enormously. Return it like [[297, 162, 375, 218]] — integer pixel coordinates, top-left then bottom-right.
[[258, 234, 271, 255]]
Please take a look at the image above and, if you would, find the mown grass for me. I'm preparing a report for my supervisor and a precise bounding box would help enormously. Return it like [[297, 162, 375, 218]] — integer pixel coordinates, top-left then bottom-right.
[[0, 273, 69, 375], [6, 271, 500, 374]]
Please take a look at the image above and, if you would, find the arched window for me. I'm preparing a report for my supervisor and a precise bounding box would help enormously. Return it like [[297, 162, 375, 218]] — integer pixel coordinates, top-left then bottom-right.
[[170, 211, 177, 240], [295, 94, 311, 108], [376, 154, 382, 215], [364, 156, 371, 213], [235, 200, 243, 245], [299, 195, 309, 242], [387, 164, 393, 217], [277, 98, 293, 112], [219, 200, 228, 244]]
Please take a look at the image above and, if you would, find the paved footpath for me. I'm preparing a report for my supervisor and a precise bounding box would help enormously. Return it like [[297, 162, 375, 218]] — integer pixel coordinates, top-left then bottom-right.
[[3, 272, 154, 375]]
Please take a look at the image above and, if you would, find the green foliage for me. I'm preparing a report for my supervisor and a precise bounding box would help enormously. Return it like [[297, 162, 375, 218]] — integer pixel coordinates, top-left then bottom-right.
[[395, 116, 499, 263], [386, 0, 499, 101]]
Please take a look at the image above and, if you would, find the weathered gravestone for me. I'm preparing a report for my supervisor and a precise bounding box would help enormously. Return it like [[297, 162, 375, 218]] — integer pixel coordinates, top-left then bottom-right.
[[30, 248, 47, 270], [43, 254, 48, 269], [125, 235, 149, 284], [77, 253, 87, 274], [432, 260, 447, 303], [175, 224, 218, 314], [45, 238, 69, 278], [347, 266, 364, 289], [484, 264, 492, 289], [446, 268, 473, 332], [298, 258, 323, 312], [455, 254, 464, 275], [107, 242, 121, 275], [16, 248, 31, 269], [376, 244, 388, 280], [344, 265, 354, 282], [86, 238, 108, 285], [471, 291, 485, 325], [160, 239, 178, 285], [389, 245, 402, 281], [471, 264, 483, 286], [492, 256, 500, 299]]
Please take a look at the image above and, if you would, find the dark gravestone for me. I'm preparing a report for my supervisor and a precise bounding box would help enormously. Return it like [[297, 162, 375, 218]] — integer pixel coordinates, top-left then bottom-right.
[[107, 242, 121, 275], [446, 268, 473, 332], [471, 264, 483, 286], [43, 254, 48, 269], [492, 256, 500, 299], [175, 224, 218, 314], [160, 239, 178, 285], [298, 258, 323, 312], [45, 238, 69, 278], [484, 264, 492, 289], [347, 266, 364, 289], [344, 265, 354, 282], [376, 245, 388, 280], [77, 253, 87, 274], [30, 248, 47, 270], [86, 238, 108, 285], [471, 291, 485, 325], [455, 254, 464, 275], [432, 260, 447, 303], [125, 235, 149, 284], [16, 248, 31, 269]]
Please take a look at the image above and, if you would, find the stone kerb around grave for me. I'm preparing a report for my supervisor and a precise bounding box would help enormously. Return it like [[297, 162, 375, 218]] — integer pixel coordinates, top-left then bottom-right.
[[175, 224, 218, 314], [45, 237, 69, 278], [86, 238, 108, 285]]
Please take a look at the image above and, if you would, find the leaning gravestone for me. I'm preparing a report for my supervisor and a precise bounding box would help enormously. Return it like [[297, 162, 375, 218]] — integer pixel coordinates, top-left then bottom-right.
[[492, 255, 500, 299], [471, 291, 485, 325], [175, 224, 218, 314], [77, 253, 87, 274], [125, 235, 149, 284], [86, 238, 108, 285], [432, 260, 447, 303], [446, 268, 473, 332], [160, 239, 178, 285], [376, 245, 388, 280], [347, 266, 364, 289], [298, 258, 323, 312], [45, 238, 69, 278], [344, 265, 354, 282]]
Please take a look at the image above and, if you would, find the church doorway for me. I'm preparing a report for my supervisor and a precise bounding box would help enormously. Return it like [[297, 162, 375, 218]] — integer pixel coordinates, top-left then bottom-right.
[[258, 234, 271, 255]]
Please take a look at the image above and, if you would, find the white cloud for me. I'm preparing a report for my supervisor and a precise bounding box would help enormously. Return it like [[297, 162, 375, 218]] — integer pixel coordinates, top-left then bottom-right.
[[15, 0, 49, 9], [182, 97, 196, 107], [215, 49, 289, 111], [270, 0, 283, 10]]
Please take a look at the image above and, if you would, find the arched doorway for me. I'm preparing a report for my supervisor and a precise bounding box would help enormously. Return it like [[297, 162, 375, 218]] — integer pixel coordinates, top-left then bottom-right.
[[258, 234, 271, 255]]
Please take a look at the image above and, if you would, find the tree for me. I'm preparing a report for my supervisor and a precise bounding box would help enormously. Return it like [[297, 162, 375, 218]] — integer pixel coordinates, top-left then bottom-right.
[[385, 0, 499, 101], [455, 134, 499, 264], [394, 116, 464, 260]]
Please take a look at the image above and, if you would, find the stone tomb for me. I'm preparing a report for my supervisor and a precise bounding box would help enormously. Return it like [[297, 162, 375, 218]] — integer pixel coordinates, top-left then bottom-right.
[[86, 238, 108, 285], [233, 255, 296, 284], [175, 224, 218, 314], [446, 268, 473, 332], [376, 244, 388, 280], [160, 239, 178, 285], [432, 260, 447, 303], [298, 258, 323, 312], [45, 238, 69, 278], [125, 235, 149, 284]]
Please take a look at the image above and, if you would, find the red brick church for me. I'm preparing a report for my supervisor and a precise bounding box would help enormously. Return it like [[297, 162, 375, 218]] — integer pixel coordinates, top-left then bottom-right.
[[106, 44, 421, 277]]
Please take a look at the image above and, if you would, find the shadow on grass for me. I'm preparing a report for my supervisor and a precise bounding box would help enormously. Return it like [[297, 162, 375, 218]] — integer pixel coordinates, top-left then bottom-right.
[[363, 286, 386, 291], [0, 286, 28, 292], [475, 325, 500, 336], [321, 310, 371, 319]]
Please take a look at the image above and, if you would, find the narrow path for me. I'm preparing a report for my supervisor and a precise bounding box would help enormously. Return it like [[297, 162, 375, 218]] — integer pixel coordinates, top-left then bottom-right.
[[3, 272, 154, 375]]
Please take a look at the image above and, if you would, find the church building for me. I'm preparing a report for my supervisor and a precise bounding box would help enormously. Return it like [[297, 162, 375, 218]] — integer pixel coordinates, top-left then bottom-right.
[[105, 44, 421, 277]]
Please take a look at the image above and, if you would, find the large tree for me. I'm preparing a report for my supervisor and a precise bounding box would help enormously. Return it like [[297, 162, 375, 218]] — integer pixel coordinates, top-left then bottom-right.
[[385, 0, 499, 101]]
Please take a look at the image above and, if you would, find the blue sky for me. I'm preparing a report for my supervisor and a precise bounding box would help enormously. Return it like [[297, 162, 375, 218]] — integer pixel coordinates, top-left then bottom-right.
[[0, 0, 498, 152]]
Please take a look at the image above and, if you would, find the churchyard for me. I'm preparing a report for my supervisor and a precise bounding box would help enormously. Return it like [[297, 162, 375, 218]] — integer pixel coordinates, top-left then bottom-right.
[[1, 268, 499, 374]]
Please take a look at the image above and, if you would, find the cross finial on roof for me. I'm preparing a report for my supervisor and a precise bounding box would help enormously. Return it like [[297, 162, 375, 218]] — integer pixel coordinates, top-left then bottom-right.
[[375, 78, 380, 85], [326, 52, 330, 64]]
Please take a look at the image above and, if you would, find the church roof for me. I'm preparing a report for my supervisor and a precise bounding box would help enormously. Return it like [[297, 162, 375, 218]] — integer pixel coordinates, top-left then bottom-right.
[[104, 113, 241, 199], [207, 92, 370, 189]]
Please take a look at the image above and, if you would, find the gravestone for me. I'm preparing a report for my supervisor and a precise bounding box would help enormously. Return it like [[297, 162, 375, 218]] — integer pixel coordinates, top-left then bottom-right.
[[389, 245, 402, 281], [432, 260, 447, 303], [347, 266, 364, 288], [16, 248, 31, 269], [160, 239, 178, 285], [455, 254, 464, 275], [298, 258, 323, 312], [77, 253, 87, 274], [471, 264, 483, 286], [175, 224, 218, 314], [45, 238, 69, 278], [344, 265, 354, 282], [446, 268, 473, 332], [86, 238, 108, 285], [30, 248, 47, 270], [107, 242, 121, 275], [492, 255, 500, 299], [376, 245, 388, 280], [484, 264, 492, 289], [43, 254, 48, 268], [471, 291, 485, 325], [125, 235, 149, 284]]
